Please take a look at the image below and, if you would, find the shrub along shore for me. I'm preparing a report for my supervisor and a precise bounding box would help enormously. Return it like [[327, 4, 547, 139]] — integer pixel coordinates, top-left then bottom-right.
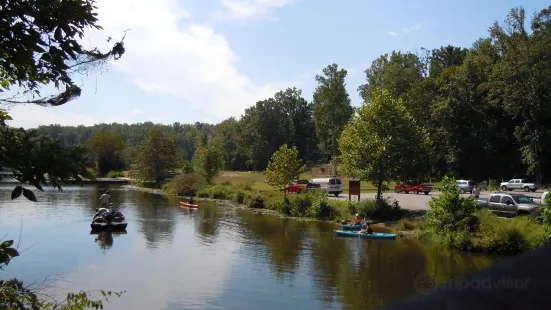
[[128, 174, 551, 255]]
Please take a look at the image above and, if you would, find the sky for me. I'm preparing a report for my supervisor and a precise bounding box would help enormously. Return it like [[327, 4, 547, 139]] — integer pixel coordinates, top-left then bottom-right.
[[5, 0, 550, 128]]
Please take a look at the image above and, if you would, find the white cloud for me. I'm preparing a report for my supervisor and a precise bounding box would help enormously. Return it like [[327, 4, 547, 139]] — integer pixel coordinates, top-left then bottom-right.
[[87, 0, 294, 121], [6, 0, 297, 128], [388, 21, 426, 37], [213, 0, 296, 22]]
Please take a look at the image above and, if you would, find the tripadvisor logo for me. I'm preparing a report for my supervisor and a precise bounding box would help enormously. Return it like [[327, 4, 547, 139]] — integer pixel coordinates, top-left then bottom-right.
[[414, 272, 530, 295]]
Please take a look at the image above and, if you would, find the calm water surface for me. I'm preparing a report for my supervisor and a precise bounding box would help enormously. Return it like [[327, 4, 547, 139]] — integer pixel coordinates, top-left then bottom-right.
[[0, 184, 501, 309]]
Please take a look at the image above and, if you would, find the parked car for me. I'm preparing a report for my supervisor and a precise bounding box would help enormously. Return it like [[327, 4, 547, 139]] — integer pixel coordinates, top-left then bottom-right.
[[309, 177, 343, 197], [393, 183, 434, 195], [456, 179, 476, 194], [532, 191, 549, 205], [500, 179, 539, 192], [284, 179, 310, 193], [477, 193, 540, 217]]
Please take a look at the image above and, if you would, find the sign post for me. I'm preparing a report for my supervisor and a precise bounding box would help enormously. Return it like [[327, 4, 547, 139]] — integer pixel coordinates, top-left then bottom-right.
[[349, 179, 360, 202]]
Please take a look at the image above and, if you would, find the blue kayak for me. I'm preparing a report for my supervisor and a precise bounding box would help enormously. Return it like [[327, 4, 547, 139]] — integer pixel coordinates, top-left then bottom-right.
[[341, 223, 366, 231], [334, 230, 397, 240]]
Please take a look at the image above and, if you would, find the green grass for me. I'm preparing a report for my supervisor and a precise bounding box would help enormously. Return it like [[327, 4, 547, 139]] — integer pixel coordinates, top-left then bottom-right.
[[214, 171, 442, 193]]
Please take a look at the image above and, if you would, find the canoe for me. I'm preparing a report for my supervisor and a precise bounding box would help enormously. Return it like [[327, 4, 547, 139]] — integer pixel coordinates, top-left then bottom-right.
[[334, 230, 396, 240], [341, 223, 366, 231], [179, 201, 199, 208]]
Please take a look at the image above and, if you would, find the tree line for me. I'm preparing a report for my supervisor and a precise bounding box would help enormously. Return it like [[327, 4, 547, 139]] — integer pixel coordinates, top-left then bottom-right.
[[34, 6, 551, 184]]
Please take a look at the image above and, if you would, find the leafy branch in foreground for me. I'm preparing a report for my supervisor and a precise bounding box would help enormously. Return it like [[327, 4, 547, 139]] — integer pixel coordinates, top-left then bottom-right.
[[0, 0, 127, 107], [1, 111, 96, 202]]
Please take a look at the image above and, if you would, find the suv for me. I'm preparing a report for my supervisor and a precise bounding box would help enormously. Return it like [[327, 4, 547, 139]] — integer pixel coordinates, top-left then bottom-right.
[[310, 177, 343, 197], [484, 193, 540, 217], [500, 179, 539, 192], [456, 180, 476, 194]]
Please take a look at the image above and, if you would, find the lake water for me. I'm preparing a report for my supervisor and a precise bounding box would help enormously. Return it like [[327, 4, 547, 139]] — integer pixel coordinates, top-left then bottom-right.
[[0, 184, 501, 309]]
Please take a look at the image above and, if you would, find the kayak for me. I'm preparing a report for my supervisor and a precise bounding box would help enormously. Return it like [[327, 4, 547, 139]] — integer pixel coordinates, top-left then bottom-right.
[[334, 230, 396, 240], [179, 201, 199, 208], [341, 223, 366, 231]]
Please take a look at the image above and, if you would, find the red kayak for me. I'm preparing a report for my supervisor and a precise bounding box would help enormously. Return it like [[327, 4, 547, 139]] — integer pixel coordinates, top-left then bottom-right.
[[179, 201, 199, 208]]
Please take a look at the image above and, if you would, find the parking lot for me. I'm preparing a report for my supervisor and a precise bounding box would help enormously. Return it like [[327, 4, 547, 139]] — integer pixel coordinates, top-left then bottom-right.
[[328, 190, 547, 211]]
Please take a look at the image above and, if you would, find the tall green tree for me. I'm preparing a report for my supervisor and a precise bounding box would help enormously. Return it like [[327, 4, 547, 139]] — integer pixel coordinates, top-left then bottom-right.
[[265, 144, 306, 199], [193, 145, 224, 184], [358, 51, 424, 102], [488, 6, 551, 183], [313, 64, 354, 166], [339, 89, 429, 200], [86, 131, 126, 176], [134, 127, 180, 186]]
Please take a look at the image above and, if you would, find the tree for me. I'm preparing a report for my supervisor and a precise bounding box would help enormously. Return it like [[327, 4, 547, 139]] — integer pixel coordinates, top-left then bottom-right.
[[425, 176, 477, 233], [1, 0, 126, 200], [313, 64, 354, 168], [193, 145, 224, 184], [488, 6, 551, 184], [0, 0, 126, 106], [0, 110, 95, 201], [86, 131, 126, 176], [265, 144, 306, 199], [339, 88, 429, 200], [134, 127, 180, 186]]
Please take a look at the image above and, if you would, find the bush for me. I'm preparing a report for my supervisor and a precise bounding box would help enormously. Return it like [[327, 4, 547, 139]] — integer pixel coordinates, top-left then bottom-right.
[[163, 172, 206, 196], [106, 170, 124, 178], [355, 198, 405, 222], [307, 191, 340, 220], [425, 176, 477, 233], [476, 211, 545, 253], [246, 194, 265, 209]]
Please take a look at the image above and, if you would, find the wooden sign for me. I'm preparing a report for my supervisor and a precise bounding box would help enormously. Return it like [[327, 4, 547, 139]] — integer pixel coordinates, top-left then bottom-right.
[[349, 179, 360, 201]]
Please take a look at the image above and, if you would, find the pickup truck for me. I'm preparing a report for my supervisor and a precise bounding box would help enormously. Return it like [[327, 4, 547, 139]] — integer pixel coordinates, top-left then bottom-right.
[[500, 179, 539, 192], [284, 179, 310, 193], [475, 193, 541, 217], [393, 183, 434, 195]]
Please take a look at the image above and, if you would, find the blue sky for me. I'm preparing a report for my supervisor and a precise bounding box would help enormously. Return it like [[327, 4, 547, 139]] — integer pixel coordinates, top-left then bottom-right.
[[6, 0, 549, 128]]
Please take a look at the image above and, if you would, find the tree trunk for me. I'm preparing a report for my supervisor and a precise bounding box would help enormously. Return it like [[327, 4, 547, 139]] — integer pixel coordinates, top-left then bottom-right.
[[376, 159, 383, 201]]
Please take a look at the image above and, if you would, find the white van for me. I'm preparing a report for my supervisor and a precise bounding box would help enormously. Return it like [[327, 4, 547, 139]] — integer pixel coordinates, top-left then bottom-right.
[[309, 177, 343, 197]]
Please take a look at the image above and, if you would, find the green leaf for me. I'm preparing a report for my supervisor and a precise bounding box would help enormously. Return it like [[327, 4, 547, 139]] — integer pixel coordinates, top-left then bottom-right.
[[4, 247, 19, 258], [22, 188, 37, 202], [11, 186, 23, 199], [1, 240, 14, 248]]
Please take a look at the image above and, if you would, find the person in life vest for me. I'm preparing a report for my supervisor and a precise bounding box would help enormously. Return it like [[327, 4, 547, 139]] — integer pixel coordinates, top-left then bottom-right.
[[352, 214, 362, 225], [99, 190, 111, 208]]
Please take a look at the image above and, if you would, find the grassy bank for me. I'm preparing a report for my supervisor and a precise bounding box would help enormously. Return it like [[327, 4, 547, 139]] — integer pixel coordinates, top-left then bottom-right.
[[393, 211, 547, 254], [152, 172, 548, 255]]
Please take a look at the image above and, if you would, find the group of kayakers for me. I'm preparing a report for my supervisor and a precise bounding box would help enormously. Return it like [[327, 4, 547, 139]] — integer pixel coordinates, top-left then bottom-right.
[[344, 213, 374, 234]]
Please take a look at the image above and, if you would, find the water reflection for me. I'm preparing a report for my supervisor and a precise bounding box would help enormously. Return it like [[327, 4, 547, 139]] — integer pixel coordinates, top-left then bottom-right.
[[0, 184, 505, 310], [91, 230, 128, 252], [131, 191, 176, 248], [193, 202, 222, 244]]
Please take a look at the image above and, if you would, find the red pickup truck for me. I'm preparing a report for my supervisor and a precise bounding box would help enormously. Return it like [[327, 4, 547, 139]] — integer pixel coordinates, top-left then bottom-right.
[[284, 179, 310, 193], [393, 183, 434, 195]]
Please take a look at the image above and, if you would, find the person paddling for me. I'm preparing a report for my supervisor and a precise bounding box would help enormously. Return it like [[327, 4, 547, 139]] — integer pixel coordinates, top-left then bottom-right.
[[189, 195, 196, 204], [360, 223, 374, 234]]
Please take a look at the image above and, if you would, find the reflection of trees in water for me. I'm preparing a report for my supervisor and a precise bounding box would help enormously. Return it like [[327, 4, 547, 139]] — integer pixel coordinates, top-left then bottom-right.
[[133, 191, 176, 248], [194, 203, 221, 244], [309, 235, 501, 309], [239, 212, 307, 280]]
